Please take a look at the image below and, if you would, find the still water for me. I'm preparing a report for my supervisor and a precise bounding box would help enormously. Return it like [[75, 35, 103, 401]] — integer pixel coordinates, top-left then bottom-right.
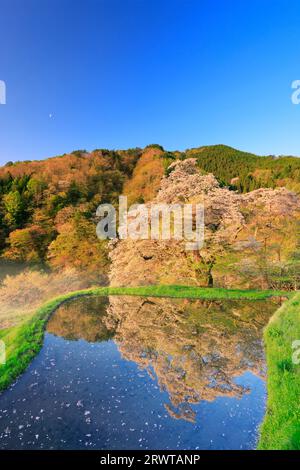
[[0, 295, 277, 450]]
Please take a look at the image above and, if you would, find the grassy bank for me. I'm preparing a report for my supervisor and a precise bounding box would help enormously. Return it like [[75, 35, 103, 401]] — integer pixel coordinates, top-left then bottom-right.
[[93, 285, 290, 300], [258, 292, 300, 449], [0, 285, 291, 393], [0, 291, 91, 392]]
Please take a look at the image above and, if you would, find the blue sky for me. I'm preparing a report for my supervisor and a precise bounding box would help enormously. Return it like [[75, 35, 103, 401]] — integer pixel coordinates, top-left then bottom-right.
[[1, 0, 300, 165]]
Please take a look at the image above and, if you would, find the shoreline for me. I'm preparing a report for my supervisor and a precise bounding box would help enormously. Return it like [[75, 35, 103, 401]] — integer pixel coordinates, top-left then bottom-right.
[[258, 292, 300, 449]]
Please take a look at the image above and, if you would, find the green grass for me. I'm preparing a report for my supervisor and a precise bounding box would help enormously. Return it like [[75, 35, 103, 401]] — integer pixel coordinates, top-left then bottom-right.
[[258, 292, 300, 449], [91, 285, 290, 300], [0, 285, 292, 394], [0, 291, 87, 392]]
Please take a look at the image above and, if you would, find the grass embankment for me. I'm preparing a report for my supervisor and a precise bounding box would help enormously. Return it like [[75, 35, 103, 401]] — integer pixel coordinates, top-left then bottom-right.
[[0, 285, 291, 393], [0, 291, 91, 392], [93, 285, 290, 300], [258, 292, 300, 450]]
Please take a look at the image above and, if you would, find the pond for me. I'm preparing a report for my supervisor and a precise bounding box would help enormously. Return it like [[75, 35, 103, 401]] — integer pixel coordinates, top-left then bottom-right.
[[0, 295, 278, 450]]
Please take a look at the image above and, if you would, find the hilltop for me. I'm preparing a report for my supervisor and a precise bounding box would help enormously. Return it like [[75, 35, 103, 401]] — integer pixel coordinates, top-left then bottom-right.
[[1, 144, 300, 196]]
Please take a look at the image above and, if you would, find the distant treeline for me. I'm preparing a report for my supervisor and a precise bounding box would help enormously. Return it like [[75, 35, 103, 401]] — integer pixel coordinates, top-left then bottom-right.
[[185, 144, 300, 193]]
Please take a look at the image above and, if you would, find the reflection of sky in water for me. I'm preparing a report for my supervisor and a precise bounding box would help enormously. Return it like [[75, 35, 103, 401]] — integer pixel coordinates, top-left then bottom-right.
[[0, 333, 266, 450]]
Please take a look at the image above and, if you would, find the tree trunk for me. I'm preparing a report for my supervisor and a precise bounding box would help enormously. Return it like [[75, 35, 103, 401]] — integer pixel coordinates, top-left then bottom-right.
[[207, 264, 214, 287]]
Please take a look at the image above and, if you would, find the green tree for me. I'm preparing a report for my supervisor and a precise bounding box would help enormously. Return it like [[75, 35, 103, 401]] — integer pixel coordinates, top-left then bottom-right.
[[3, 190, 25, 227], [3, 225, 51, 262], [48, 211, 109, 275]]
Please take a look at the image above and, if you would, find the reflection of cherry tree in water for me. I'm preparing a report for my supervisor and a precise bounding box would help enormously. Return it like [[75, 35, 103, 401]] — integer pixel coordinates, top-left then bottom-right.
[[47, 295, 279, 423], [105, 296, 279, 422]]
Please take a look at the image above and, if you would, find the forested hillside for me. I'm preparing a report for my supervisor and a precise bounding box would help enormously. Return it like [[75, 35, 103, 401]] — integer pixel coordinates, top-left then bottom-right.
[[186, 145, 300, 193], [0, 144, 300, 281], [0, 147, 142, 273]]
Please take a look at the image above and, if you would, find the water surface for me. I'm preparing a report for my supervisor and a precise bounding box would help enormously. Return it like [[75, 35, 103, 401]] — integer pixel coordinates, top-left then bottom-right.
[[0, 295, 277, 450]]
